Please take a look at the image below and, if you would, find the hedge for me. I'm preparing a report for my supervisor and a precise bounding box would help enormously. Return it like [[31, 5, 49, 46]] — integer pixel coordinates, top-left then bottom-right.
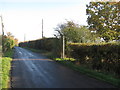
[[19, 38, 62, 57], [67, 43, 120, 76]]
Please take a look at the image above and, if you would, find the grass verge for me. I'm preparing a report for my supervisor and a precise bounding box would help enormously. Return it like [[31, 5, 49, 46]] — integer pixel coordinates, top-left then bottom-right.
[[22, 47, 120, 88], [56, 60, 120, 88], [1, 49, 13, 89]]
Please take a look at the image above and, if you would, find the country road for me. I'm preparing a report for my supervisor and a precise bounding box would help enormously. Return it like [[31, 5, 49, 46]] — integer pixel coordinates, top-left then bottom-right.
[[11, 47, 115, 88]]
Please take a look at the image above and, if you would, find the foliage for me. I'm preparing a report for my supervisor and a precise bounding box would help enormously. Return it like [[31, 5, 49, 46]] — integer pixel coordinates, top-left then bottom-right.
[[52, 38, 62, 57], [19, 38, 55, 51], [0, 35, 2, 46], [1, 57, 12, 88], [1, 32, 17, 88], [1, 49, 13, 88], [55, 58, 75, 62], [86, 2, 120, 42], [19, 38, 62, 57], [3, 49, 14, 58], [2, 32, 18, 52], [0, 35, 2, 57], [54, 20, 98, 43], [67, 42, 120, 76]]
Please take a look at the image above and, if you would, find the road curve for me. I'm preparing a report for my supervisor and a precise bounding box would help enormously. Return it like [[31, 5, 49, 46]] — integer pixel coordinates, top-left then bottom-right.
[[11, 47, 115, 88]]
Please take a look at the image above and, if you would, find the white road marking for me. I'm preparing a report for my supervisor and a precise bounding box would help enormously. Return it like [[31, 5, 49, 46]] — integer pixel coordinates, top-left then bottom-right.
[[19, 52, 22, 54]]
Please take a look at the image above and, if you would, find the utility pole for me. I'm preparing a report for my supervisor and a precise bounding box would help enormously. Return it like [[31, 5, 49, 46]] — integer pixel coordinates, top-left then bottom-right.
[[0, 15, 4, 52], [42, 19, 43, 38], [0, 15, 4, 36], [24, 34, 26, 42]]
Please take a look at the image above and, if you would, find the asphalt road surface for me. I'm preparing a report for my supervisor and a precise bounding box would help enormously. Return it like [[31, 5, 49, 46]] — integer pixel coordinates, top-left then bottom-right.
[[11, 47, 115, 88]]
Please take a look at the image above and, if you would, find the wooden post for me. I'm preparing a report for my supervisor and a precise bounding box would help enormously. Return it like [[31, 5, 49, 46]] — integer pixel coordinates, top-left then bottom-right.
[[62, 35, 65, 58]]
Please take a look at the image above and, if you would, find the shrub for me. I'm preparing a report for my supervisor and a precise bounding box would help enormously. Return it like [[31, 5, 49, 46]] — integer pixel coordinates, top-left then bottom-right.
[[1, 57, 12, 88], [68, 42, 120, 76], [55, 58, 75, 62], [19, 38, 62, 57]]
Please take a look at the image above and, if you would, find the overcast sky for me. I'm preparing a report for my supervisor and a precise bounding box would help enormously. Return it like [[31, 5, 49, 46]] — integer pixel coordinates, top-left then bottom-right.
[[0, 0, 91, 42]]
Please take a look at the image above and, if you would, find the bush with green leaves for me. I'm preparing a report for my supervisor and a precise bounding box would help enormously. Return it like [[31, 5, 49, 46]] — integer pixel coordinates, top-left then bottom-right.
[[19, 38, 62, 57], [54, 21, 99, 43], [1, 57, 12, 88], [2, 33, 18, 52], [68, 42, 120, 76], [86, 2, 120, 42], [55, 58, 75, 62]]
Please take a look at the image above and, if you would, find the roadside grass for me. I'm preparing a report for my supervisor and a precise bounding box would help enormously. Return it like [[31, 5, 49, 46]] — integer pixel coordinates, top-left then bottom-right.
[[0, 48, 1, 89], [55, 59, 120, 88], [23, 47, 120, 88], [1, 49, 13, 89], [4, 49, 14, 58]]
